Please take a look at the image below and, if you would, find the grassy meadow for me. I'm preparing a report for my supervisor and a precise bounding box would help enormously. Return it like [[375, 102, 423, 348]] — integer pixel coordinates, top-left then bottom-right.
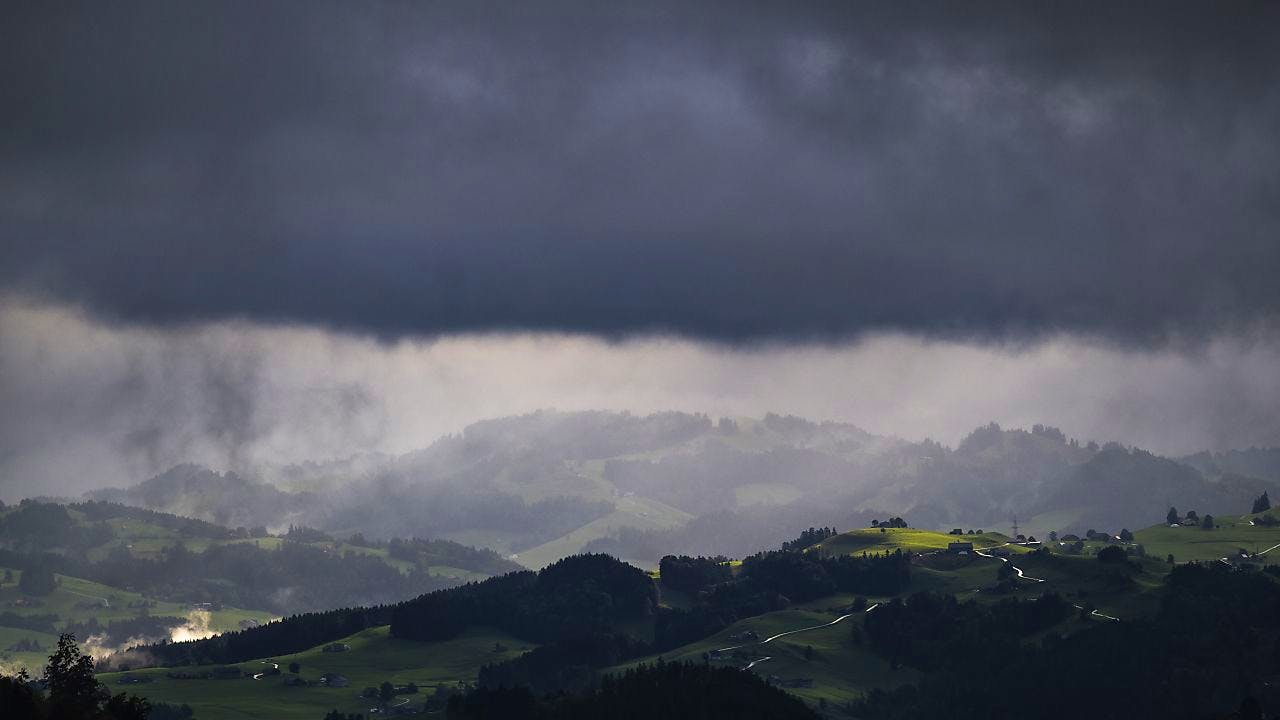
[[97, 625, 531, 720]]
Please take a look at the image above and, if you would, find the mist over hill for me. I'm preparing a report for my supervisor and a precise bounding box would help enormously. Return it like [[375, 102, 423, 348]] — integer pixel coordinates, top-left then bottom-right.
[[84, 411, 1280, 566]]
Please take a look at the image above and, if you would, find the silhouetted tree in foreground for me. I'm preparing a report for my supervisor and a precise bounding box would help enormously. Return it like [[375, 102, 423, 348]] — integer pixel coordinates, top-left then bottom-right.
[[0, 633, 151, 719]]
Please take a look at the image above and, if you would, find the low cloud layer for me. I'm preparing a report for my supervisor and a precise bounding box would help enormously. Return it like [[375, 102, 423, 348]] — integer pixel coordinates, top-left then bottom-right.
[[2, 1, 1279, 343], [3, 301, 1278, 499]]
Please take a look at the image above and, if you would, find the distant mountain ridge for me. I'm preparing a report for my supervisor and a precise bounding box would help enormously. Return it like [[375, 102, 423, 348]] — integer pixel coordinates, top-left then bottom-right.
[[85, 411, 1280, 565], [88, 464, 320, 531]]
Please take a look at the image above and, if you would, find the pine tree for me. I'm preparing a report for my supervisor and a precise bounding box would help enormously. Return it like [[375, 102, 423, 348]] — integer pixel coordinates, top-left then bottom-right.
[[1253, 492, 1271, 514]]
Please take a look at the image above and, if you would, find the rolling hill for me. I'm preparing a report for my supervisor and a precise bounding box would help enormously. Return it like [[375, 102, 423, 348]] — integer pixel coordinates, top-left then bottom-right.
[[96, 625, 531, 720], [81, 411, 1280, 573], [22, 515, 1268, 718]]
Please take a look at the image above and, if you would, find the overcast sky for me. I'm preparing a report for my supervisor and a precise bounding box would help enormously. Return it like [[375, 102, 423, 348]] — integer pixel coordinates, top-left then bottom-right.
[[2, 2, 1279, 496]]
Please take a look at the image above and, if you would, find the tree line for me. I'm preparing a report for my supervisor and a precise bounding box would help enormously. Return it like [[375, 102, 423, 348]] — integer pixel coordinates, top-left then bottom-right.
[[852, 562, 1280, 719], [450, 661, 817, 720], [390, 554, 657, 644]]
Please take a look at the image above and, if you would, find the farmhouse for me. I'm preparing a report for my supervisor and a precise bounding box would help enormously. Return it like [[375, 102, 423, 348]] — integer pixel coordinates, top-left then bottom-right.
[[948, 541, 974, 554]]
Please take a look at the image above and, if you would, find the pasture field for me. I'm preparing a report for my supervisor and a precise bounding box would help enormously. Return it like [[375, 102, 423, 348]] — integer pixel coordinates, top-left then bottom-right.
[[1134, 513, 1280, 564], [611, 607, 915, 710], [812, 527, 1016, 556], [97, 625, 531, 720], [0, 567, 275, 675]]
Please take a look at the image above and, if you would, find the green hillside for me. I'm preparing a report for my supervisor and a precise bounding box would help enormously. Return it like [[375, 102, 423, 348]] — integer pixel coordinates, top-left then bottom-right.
[[812, 527, 1017, 556], [1134, 512, 1280, 564], [612, 607, 915, 709], [67, 523, 1205, 717], [97, 625, 531, 720], [0, 567, 274, 675]]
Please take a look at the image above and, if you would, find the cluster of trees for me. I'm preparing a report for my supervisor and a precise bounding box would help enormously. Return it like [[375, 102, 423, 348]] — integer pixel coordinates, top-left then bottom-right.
[[476, 633, 650, 696], [116, 604, 393, 668], [1165, 506, 1214, 528], [0, 634, 151, 719], [779, 527, 837, 552], [1254, 491, 1272, 514], [283, 525, 333, 543], [450, 661, 817, 719], [0, 503, 115, 556], [1096, 545, 1128, 564], [862, 591, 1070, 670], [742, 549, 911, 601], [853, 562, 1280, 719], [390, 554, 656, 644], [385, 537, 521, 576], [653, 549, 910, 652], [871, 517, 908, 529], [0, 611, 59, 634], [18, 565, 59, 596], [657, 555, 732, 594]]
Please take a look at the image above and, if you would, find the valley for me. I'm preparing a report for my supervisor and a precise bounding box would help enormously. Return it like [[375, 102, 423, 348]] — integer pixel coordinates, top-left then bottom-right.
[[5, 414, 1280, 718]]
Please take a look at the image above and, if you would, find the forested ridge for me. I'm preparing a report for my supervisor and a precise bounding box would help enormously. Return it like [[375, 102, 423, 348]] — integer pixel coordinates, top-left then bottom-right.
[[0, 500, 519, 615], [852, 562, 1280, 719]]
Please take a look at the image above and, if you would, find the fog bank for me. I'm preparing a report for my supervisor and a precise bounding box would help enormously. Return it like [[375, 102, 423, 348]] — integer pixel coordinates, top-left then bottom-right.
[[2, 300, 1278, 499]]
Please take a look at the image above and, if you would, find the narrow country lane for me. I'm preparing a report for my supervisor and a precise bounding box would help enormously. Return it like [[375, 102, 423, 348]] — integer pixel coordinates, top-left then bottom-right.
[[722, 603, 881, 671]]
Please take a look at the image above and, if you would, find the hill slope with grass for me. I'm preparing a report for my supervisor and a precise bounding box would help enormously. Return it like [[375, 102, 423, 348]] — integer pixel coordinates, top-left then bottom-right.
[[1134, 511, 1280, 564], [0, 500, 520, 615], [0, 566, 274, 675], [811, 527, 1016, 556], [97, 625, 531, 720]]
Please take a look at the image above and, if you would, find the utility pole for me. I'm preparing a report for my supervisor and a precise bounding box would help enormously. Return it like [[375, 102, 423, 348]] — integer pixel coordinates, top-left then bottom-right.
[[1011, 514, 1020, 539]]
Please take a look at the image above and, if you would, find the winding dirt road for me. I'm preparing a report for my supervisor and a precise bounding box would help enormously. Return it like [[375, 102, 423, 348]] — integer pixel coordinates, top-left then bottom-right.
[[976, 543, 1124, 621], [721, 603, 880, 671], [974, 545, 1046, 583]]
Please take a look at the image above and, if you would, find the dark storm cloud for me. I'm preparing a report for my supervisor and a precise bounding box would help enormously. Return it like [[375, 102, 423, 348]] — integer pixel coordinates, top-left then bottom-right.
[[2, 0, 1279, 343]]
